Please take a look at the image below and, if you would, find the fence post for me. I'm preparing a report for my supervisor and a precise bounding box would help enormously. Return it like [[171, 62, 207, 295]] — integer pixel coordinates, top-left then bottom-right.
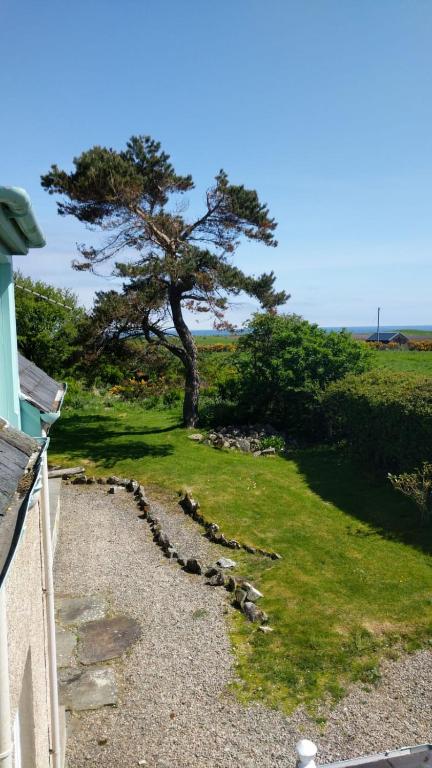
[[296, 739, 318, 768]]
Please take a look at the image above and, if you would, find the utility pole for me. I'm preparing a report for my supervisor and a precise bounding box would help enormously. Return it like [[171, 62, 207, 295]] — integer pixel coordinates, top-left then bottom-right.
[[377, 307, 381, 342]]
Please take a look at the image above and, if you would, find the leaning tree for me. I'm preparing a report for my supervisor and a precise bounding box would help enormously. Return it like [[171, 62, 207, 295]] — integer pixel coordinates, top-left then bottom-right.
[[41, 135, 288, 425]]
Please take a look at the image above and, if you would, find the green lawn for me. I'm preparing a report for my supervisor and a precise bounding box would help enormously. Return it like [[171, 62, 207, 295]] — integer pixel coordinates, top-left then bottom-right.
[[51, 401, 432, 713], [371, 349, 432, 374]]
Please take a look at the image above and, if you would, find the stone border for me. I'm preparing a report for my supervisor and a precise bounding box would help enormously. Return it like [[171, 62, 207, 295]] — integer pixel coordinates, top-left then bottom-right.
[[179, 491, 282, 561], [67, 474, 272, 629]]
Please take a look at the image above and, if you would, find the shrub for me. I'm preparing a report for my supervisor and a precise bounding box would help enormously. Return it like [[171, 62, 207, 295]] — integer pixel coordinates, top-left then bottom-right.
[[388, 463, 432, 520], [324, 370, 432, 472], [110, 378, 162, 402], [212, 313, 371, 438], [260, 435, 286, 453]]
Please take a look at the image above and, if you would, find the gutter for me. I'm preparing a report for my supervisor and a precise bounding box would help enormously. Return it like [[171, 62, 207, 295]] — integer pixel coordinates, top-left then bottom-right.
[[0, 187, 45, 256]]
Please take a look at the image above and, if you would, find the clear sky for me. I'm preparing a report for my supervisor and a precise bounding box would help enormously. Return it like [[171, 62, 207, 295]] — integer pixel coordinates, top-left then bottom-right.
[[1, 0, 431, 328]]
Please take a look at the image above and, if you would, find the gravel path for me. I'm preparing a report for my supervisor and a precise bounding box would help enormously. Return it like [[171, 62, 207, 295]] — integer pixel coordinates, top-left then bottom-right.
[[54, 484, 432, 768]]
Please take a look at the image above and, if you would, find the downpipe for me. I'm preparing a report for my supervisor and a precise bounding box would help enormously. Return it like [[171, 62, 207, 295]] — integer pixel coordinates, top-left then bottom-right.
[[40, 436, 62, 768], [0, 588, 12, 767]]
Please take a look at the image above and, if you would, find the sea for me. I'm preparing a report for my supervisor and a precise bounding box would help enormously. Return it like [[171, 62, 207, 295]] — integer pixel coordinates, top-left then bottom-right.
[[191, 326, 432, 336]]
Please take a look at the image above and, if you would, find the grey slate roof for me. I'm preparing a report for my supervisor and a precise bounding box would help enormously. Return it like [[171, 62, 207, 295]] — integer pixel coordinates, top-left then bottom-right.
[[0, 417, 39, 517], [367, 332, 408, 342], [325, 744, 432, 768], [19, 354, 65, 412]]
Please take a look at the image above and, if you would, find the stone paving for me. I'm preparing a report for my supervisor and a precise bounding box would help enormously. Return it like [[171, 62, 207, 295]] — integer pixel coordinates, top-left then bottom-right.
[[55, 593, 140, 711]]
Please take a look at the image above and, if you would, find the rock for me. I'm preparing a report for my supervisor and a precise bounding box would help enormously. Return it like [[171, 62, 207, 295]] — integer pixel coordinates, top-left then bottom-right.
[[108, 486, 121, 494], [209, 571, 225, 587], [270, 552, 282, 560], [216, 557, 236, 569], [207, 523, 220, 535], [243, 545, 257, 554], [177, 556, 186, 567], [226, 576, 237, 592], [157, 532, 170, 551], [243, 601, 268, 624], [72, 475, 87, 485], [77, 615, 141, 664], [234, 587, 248, 608], [258, 625, 274, 633], [243, 582, 263, 602], [184, 558, 203, 575], [205, 566, 220, 578], [97, 477, 107, 484], [253, 451, 262, 457], [86, 476, 96, 484], [226, 539, 241, 550], [166, 546, 178, 559], [126, 479, 140, 493], [180, 492, 200, 514], [56, 595, 108, 626], [218, 534, 228, 546], [238, 438, 251, 452], [136, 485, 146, 498], [188, 433, 204, 442], [261, 447, 276, 456], [107, 475, 121, 485], [59, 667, 117, 711]]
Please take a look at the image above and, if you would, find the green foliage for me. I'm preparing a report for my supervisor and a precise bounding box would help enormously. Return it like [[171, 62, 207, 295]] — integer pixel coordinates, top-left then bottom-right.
[[14, 272, 85, 377], [42, 134, 288, 425], [215, 313, 371, 437], [324, 370, 432, 472], [50, 402, 432, 713], [389, 463, 432, 520], [260, 435, 286, 453]]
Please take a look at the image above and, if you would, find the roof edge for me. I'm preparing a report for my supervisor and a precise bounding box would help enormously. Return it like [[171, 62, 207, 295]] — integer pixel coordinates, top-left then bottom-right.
[[0, 186, 46, 253]]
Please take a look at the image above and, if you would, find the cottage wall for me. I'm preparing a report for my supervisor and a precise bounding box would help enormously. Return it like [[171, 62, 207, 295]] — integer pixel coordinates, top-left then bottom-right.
[[5, 494, 51, 767]]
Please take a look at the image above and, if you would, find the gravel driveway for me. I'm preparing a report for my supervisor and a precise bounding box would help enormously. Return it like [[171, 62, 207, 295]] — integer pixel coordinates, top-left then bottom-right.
[[54, 484, 432, 768]]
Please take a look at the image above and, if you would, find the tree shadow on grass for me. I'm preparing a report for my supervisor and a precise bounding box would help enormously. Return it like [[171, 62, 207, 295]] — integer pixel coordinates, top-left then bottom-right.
[[293, 446, 432, 557], [50, 413, 174, 469]]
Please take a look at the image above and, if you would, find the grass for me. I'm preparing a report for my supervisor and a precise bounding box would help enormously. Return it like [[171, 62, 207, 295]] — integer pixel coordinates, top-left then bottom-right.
[[50, 398, 432, 713], [193, 334, 239, 346], [371, 350, 432, 374]]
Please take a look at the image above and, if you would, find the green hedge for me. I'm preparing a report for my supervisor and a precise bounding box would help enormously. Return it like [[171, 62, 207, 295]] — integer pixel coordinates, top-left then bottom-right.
[[323, 370, 432, 472]]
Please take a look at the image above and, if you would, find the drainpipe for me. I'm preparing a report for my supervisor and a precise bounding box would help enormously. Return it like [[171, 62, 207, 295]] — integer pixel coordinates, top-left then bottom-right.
[[40, 435, 62, 768], [0, 588, 12, 767]]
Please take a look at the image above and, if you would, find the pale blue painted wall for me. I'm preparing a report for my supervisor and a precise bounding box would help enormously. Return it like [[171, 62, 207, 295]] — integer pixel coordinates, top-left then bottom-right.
[[0, 256, 21, 428]]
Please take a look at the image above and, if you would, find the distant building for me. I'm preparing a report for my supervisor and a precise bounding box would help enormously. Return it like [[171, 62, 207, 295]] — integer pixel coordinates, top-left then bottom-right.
[[366, 331, 409, 344]]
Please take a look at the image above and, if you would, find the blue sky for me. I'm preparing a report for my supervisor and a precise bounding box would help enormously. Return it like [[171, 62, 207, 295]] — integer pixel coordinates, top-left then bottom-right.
[[1, 0, 431, 327]]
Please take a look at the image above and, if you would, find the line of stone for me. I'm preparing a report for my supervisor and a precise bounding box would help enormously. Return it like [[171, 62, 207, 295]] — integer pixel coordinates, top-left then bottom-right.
[[179, 491, 282, 561], [83, 475, 273, 631]]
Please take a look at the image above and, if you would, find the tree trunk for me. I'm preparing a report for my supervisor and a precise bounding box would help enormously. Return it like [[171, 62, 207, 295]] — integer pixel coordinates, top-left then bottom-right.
[[183, 358, 200, 427], [169, 287, 200, 427]]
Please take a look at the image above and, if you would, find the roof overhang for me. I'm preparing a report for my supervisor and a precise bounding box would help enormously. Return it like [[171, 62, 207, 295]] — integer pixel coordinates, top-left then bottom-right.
[[0, 186, 45, 257]]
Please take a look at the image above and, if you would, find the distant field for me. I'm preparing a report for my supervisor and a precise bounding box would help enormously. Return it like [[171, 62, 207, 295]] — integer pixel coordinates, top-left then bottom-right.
[[400, 329, 432, 337], [371, 350, 432, 374], [193, 334, 239, 346]]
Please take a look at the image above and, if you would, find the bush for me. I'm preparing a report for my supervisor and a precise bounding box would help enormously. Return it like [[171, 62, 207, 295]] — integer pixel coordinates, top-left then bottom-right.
[[323, 370, 432, 472], [388, 463, 432, 520], [260, 435, 286, 453], [211, 314, 371, 438]]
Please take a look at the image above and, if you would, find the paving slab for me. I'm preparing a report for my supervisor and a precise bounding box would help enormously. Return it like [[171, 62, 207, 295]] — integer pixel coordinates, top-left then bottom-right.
[[59, 667, 117, 711], [56, 595, 108, 626], [77, 615, 141, 665], [56, 626, 77, 667]]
